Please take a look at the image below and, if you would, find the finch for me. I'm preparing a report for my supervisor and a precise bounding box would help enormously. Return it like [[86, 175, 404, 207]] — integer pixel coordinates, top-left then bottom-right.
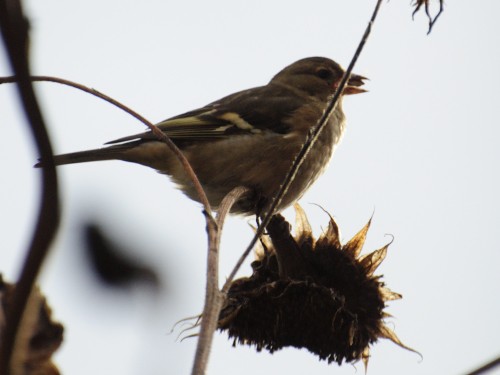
[[36, 57, 366, 215]]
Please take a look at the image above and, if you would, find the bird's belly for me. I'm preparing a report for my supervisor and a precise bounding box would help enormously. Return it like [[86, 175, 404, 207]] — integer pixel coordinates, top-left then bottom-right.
[[168, 129, 337, 215]]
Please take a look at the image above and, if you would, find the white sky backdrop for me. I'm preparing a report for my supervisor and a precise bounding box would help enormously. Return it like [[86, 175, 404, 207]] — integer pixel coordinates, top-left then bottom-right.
[[1, 1, 499, 374]]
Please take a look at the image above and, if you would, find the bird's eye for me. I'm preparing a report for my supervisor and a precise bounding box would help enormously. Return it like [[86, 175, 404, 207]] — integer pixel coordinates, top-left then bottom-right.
[[316, 68, 332, 80]]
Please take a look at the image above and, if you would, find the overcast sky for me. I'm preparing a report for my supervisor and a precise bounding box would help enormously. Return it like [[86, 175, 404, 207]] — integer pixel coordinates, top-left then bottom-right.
[[1, 1, 499, 375]]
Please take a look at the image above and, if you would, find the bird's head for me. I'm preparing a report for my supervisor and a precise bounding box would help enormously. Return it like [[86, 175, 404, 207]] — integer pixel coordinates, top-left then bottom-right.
[[271, 56, 367, 101]]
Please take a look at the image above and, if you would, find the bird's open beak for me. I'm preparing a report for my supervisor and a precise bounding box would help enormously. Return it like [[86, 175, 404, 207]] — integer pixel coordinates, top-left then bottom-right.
[[344, 73, 368, 95]]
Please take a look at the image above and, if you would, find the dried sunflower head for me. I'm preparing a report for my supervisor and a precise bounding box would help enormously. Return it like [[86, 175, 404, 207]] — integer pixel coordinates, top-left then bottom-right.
[[219, 205, 416, 368], [0, 275, 64, 375]]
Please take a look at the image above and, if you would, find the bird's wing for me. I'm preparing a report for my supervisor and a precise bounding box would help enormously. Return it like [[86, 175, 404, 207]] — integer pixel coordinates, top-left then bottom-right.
[[106, 84, 306, 145]]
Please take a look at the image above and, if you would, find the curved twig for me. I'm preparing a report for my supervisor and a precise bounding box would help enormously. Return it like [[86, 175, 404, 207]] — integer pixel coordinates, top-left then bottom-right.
[[0, 1, 60, 373], [0, 75, 214, 222]]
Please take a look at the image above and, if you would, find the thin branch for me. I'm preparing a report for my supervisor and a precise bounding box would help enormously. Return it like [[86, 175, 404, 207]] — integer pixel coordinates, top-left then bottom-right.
[[222, 0, 384, 294], [465, 355, 500, 375], [191, 186, 250, 375], [0, 75, 214, 222], [0, 1, 60, 373]]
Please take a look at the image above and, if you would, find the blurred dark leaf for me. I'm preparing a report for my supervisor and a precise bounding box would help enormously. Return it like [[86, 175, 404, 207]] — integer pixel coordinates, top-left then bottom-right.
[[83, 223, 160, 292]]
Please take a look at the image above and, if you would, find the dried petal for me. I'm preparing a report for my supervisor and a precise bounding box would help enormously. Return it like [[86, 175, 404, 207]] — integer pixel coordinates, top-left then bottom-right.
[[378, 325, 421, 358], [324, 216, 341, 249], [294, 203, 313, 240], [361, 347, 370, 373], [343, 218, 371, 258], [359, 244, 388, 276], [379, 286, 402, 301], [315, 208, 341, 250]]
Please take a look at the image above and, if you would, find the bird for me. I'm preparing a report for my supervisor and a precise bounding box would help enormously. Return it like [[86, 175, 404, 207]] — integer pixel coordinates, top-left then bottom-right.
[[36, 57, 366, 215]]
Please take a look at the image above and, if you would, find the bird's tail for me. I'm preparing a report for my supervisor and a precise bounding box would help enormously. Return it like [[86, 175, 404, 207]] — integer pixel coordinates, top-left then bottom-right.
[[34, 145, 128, 168]]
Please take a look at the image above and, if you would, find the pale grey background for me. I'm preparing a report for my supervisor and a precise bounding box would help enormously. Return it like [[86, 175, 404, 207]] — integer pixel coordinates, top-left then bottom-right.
[[1, 1, 499, 374]]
